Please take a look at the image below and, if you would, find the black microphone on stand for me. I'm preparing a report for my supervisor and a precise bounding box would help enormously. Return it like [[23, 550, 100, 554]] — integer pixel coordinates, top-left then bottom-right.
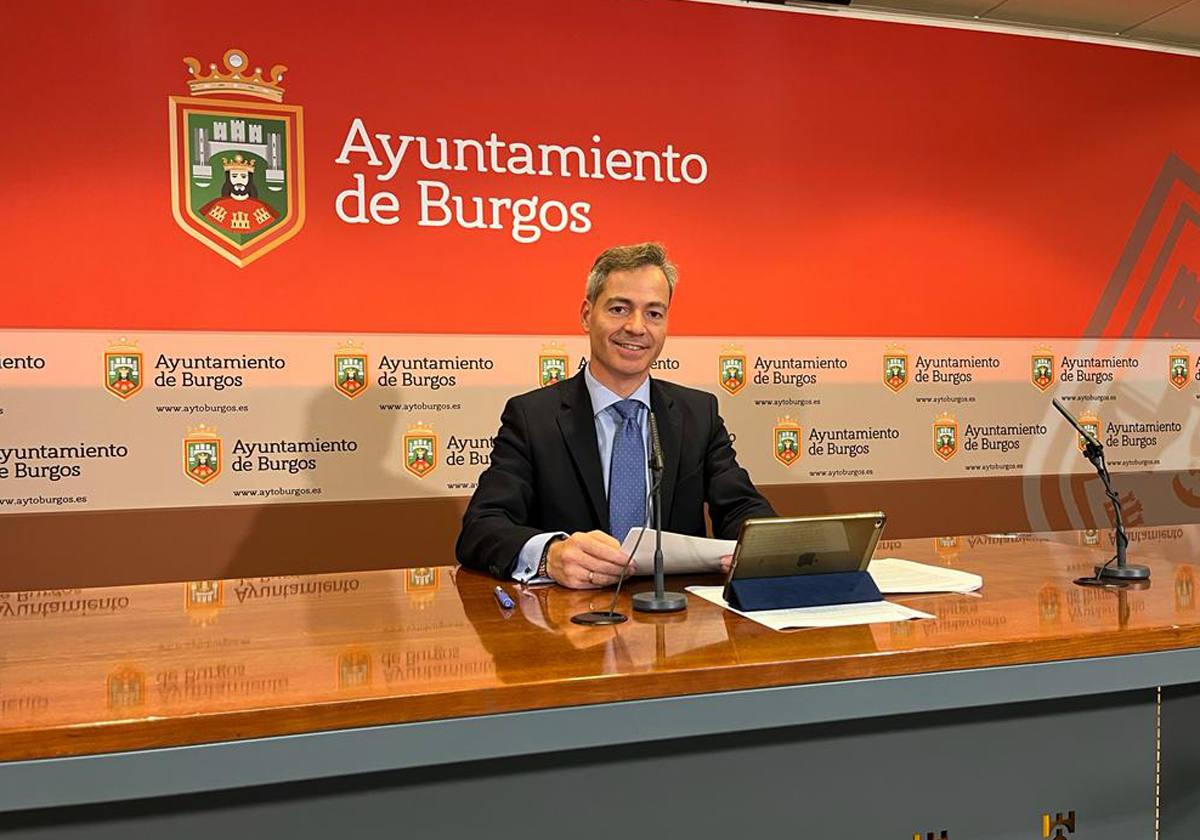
[[633, 411, 687, 613], [1050, 397, 1150, 586], [571, 478, 656, 626]]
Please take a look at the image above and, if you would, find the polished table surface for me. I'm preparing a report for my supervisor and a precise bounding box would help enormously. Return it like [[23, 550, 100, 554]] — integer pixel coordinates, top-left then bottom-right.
[[1, 525, 1198, 763]]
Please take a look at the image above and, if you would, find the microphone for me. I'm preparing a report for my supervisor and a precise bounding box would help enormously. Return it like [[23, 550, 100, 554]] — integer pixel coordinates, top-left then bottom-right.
[[573, 407, 686, 624], [648, 410, 665, 473], [571, 473, 660, 626], [633, 409, 686, 614], [1049, 397, 1149, 585]]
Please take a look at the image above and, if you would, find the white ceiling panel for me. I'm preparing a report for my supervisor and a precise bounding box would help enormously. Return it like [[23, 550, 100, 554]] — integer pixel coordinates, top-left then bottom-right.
[[985, 0, 1188, 34], [851, 0, 1001, 16], [1126, 0, 1200, 43], [724, 0, 1200, 52]]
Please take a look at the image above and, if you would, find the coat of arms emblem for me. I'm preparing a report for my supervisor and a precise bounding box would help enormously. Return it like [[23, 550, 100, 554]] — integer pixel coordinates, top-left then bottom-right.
[[185, 580, 224, 625], [104, 338, 144, 400], [169, 48, 305, 267], [773, 416, 802, 466], [934, 536, 959, 561], [183, 424, 222, 485], [338, 650, 373, 689], [719, 346, 746, 396], [406, 567, 440, 591], [404, 423, 437, 478], [1031, 347, 1055, 392], [106, 666, 146, 710], [539, 343, 569, 387], [883, 345, 908, 392], [1177, 566, 1195, 611], [334, 341, 369, 399], [1169, 347, 1190, 391], [1077, 413, 1102, 452], [933, 413, 958, 461]]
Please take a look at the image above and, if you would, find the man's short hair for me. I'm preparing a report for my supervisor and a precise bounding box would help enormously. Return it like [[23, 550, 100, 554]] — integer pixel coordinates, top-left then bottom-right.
[[585, 242, 678, 304]]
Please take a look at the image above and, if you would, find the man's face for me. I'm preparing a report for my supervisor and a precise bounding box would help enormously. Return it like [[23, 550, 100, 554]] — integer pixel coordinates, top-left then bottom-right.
[[581, 265, 669, 387], [229, 170, 250, 197]]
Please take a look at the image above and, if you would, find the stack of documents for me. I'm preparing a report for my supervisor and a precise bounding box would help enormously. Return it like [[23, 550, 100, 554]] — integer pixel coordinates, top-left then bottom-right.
[[620, 529, 983, 631], [867, 557, 982, 594], [685, 587, 934, 630]]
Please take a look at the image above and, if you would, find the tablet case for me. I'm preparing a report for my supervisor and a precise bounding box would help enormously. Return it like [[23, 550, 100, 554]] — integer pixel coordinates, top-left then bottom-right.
[[725, 570, 882, 612]]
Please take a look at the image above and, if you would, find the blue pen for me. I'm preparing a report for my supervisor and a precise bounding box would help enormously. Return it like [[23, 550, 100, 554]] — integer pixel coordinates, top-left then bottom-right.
[[493, 586, 515, 610]]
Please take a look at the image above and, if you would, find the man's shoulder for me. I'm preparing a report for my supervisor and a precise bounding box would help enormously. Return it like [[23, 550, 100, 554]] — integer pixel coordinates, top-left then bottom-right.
[[652, 377, 718, 409], [504, 378, 574, 412]]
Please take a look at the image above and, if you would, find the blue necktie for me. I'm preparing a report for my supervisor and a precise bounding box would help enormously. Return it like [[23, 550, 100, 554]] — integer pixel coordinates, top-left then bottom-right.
[[608, 400, 647, 542]]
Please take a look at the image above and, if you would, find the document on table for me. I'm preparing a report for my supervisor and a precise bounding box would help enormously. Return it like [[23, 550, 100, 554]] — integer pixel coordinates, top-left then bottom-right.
[[867, 558, 982, 594], [686, 586, 933, 631], [621, 528, 734, 575], [619, 531, 985, 595]]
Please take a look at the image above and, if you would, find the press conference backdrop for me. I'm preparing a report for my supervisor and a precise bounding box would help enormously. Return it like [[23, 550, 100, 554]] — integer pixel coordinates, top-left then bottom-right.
[[0, 0, 1198, 587]]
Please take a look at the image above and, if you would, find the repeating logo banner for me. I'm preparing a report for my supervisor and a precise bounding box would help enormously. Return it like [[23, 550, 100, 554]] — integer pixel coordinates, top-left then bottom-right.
[[0, 332, 1195, 515]]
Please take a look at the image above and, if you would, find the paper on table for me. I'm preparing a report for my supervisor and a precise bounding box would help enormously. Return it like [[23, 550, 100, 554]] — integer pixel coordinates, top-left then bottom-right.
[[621, 527, 735, 575], [868, 558, 982, 594], [686, 585, 933, 630]]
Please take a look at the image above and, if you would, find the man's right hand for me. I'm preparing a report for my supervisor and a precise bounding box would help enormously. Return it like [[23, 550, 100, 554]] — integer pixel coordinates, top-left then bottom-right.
[[546, 530, 635, 589]]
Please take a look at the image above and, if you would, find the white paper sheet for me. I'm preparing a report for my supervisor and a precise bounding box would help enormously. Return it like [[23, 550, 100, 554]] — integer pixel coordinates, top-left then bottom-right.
[[686, 585, 934, 630], [867, 558, 983, 594], [621, 528, 734, 575]]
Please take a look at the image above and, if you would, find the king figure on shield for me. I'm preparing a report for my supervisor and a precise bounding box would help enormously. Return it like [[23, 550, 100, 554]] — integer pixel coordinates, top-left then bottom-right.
[[199, 154, 279, 234]]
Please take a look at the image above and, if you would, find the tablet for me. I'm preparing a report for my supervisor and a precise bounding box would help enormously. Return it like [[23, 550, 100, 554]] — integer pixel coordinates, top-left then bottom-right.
[[723, 512, 887, 596]]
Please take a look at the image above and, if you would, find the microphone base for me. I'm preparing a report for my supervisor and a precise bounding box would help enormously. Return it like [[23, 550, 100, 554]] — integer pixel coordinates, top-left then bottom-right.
[[632, 591, 688, 613], [1096, 562, 1151, 580], [571, 610, 628, 626]]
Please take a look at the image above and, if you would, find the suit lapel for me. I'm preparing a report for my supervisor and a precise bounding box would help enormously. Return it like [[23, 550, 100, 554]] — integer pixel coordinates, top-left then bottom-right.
[[650, 381, 682, 525], [557, 372, 608, 530]]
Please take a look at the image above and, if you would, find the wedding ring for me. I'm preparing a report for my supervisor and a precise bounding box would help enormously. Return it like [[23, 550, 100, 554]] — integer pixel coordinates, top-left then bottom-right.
[[588, 571, 595, 585]]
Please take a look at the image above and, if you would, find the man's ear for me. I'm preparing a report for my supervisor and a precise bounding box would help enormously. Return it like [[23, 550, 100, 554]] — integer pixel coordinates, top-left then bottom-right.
[[580, 298, 592, 332]]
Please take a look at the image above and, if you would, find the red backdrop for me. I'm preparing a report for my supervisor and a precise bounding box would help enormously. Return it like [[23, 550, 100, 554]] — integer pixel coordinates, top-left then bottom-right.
[[3, 0, 1199, 337]]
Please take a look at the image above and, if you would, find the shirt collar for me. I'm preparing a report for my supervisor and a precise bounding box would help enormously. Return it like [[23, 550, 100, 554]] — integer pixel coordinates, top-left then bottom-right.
[[584, 364, 651, 418]]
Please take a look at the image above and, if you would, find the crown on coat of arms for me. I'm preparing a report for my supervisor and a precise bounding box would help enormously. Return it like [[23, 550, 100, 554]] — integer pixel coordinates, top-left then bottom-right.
[[776, 414, 800, 428], [935, 411, 956, 426], [107, 337, 139, 353], [222, 154, 256, 173], [187, 423, 219, 439], [183, 49, 287, 102]]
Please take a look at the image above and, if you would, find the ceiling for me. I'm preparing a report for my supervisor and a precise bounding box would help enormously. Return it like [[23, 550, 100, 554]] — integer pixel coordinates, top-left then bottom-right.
[[845, 0, 1200, 51]]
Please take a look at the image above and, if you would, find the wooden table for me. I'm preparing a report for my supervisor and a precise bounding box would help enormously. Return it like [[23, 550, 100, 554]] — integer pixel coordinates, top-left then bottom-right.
[[3, 525, 1200, 839]]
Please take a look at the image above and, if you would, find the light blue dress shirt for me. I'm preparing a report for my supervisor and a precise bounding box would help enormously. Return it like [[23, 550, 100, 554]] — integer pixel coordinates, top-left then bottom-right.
[[511, 366, 651, 582]]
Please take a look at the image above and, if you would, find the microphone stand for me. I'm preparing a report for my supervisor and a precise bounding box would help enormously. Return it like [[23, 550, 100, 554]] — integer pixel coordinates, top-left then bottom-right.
[[633, 412, 687, 613], [1051, 398, 1149, 585], [1079, 439, 1147, 581]]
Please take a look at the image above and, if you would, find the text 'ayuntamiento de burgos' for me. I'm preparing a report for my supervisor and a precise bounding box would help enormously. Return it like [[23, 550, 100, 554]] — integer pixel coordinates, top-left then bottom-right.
[[334, 118, 710, 243]]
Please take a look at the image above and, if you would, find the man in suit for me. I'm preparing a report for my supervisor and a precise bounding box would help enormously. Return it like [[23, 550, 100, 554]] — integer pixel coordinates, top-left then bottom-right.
[[456, 242, 775, 588]]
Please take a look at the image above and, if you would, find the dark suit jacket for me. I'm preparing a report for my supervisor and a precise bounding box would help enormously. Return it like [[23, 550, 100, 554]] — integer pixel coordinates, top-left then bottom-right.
[[456, 371, 776, 579]]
